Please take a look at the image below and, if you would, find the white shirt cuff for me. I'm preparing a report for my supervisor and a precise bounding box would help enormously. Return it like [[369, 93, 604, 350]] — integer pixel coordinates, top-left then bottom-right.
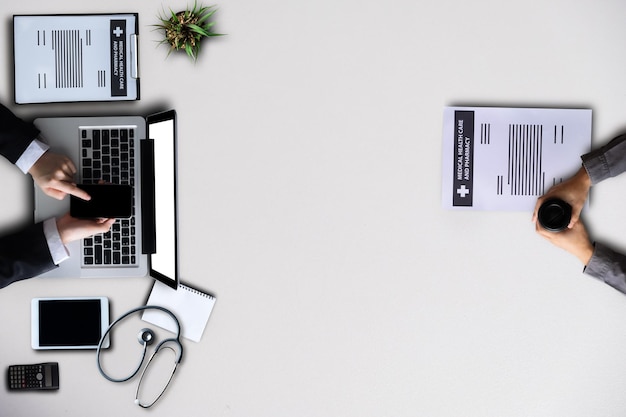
[[15, 139, 49, 174], [43, 218, 70, 265]]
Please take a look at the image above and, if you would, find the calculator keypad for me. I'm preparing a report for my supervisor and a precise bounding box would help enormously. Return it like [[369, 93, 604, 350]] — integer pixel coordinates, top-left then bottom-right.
[[9, 365, 44, 389]]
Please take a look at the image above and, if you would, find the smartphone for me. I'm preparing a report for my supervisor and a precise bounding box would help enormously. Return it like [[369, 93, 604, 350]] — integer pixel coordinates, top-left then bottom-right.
[[70, 184, 132, 219]]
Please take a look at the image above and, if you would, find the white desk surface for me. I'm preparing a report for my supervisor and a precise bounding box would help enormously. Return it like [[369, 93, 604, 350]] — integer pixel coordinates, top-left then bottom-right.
[[2, 0, 626, 416]]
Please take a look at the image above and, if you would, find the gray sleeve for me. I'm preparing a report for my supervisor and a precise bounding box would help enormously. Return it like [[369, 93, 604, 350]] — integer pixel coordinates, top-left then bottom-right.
[[584, 242, 626, 295], [581, 134, 626, 185]]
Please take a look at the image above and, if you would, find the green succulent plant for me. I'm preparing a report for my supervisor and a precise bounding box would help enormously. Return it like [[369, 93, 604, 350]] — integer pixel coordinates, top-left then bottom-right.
[[154, 2, 222, 60]]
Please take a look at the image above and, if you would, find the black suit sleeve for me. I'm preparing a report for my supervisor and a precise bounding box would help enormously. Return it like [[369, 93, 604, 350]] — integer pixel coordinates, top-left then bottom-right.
[[0, 222, 57, 289], [0, 103, 40, 164], [0, 104, 54, 289]]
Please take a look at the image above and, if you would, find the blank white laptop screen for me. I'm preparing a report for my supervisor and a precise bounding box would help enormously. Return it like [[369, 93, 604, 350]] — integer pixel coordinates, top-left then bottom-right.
[[149, 114, 178, 286]]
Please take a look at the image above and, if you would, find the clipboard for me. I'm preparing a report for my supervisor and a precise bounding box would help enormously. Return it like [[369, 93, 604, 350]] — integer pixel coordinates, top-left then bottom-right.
[[13, 13, 140, 104]]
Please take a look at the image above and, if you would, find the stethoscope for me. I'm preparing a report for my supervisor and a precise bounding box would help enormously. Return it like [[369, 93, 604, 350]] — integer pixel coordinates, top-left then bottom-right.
[[96, 305, 184, 408]]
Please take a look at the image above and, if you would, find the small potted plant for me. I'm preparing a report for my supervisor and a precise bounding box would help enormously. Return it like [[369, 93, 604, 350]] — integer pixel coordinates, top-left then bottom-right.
[[154, 1, 222, 60]]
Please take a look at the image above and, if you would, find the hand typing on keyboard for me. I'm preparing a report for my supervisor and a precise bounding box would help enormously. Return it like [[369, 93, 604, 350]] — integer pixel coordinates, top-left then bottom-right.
[[28, 151, 91, 201]]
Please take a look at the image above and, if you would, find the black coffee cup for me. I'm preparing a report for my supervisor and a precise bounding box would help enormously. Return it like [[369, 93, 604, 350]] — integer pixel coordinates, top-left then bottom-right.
[[538, 198, 572, 232]]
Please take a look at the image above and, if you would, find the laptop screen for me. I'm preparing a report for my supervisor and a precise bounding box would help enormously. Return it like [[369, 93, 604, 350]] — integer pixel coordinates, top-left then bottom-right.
[[146, 111, 178, 288]]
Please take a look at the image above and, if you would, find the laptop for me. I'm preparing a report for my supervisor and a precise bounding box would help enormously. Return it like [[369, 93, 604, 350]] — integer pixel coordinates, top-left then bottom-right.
[[33, 110, 179, 289]]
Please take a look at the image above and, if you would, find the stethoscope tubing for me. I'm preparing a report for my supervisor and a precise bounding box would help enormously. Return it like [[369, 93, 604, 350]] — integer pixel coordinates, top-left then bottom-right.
[[96, 305, 184, 407]]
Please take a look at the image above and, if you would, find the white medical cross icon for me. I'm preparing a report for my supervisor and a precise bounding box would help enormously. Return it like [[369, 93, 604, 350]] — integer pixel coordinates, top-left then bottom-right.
[[456, 185, 470, 198]]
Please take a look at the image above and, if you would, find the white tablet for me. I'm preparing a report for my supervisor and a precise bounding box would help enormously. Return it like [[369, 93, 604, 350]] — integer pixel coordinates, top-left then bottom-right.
[[31, 297, 110, 350]]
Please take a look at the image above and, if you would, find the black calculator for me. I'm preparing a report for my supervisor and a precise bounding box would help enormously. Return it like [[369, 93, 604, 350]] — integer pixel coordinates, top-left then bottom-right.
[[7, 363, 59, 391]]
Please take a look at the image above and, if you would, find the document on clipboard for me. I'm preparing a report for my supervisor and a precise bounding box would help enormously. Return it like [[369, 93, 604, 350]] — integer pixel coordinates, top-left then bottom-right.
[[441, 106, 592, 211], [13, 14, 140, 104]]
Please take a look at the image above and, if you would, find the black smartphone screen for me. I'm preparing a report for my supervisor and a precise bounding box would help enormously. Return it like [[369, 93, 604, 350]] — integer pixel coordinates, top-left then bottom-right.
[[70, 184, 132, 218]]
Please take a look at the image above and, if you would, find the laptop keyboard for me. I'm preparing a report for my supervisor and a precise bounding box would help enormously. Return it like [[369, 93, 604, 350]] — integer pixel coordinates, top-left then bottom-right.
[[79, 127, 138, 267]]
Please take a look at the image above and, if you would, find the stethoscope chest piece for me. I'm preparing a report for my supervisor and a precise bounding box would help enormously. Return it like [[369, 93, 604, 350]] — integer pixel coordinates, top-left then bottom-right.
[[138, 328, 155, 346]]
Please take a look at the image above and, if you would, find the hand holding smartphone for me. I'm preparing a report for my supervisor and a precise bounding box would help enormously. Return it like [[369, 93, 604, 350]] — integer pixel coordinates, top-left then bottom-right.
[[70, 184, 132, 219]]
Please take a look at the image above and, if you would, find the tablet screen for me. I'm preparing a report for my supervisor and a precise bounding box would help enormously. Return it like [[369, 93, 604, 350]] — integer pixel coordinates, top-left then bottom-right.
[[32, 298, 109, 349]]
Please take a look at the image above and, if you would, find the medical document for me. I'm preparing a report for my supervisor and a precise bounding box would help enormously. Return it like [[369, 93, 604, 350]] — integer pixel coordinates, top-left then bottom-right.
[[13, 14, 139, 104], [441, 107, 592, 210]]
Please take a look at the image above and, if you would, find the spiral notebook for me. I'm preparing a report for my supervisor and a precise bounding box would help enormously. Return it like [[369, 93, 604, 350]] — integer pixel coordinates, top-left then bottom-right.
[[142, 281, 216, 342]]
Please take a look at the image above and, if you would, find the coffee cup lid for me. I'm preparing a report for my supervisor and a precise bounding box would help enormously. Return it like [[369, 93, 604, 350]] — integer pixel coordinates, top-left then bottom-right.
[[538, 199, 572, 232]]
